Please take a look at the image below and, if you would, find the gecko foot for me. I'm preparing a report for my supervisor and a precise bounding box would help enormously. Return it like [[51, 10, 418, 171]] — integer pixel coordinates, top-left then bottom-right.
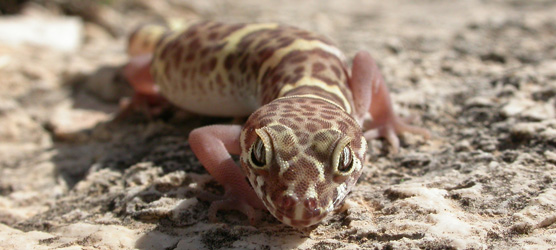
[[115, 91, 172, 120], [364, 115, 430, 153], [189, 125, 265, 225]]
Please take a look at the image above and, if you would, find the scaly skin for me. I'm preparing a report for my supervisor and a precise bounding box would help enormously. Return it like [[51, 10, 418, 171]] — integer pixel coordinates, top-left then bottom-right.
[[124, 21, 430, 227]]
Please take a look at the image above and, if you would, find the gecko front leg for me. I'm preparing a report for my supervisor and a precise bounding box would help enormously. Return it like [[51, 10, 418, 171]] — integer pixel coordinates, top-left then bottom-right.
[[188, 125, 265, 224], [350, 51, 430, 152]]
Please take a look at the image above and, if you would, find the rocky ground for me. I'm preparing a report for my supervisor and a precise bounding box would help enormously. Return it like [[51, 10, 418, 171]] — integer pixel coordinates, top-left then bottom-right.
[[0, 0, 555, 249]]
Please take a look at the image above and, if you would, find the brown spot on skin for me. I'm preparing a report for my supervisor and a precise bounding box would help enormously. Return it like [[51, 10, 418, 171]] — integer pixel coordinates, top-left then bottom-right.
[[160, 46, 171, 60], [268, 29, 283, 37], [271, 74, 282, 84], [278, 118, 299, 130], [330, 65, 342, 79], [282, 113, 297, 118], [251, 61, 260, 75], [224, 54, 235, 70], [184, 29, 197, 39], [212, 43, 227, 52], [291, 55, 308, 64], [238, 38, 254, 51], [265, 103, 280, 112], [277, 37, 295, 48], [239, 57, 248, 73], [336, 120, 349, 130], [200, 47, 210, 58], [283, 104, 294, 110], [308, 117, 333, 129], [320, 108, 341, 117], [258, 48, 275, 61], [208, 57, 218, 71], [306, 123, 318, 132], [188, 38, 201, 50], [301, 105, 317, 112], [278, 144, 298, 162], [201, 61, 210, 74], [208, 32, 219, 40], [254, 39, 267, 51], [282, 167, 297, 182], [313, 75, 336, 86], [294, 178, 310, 199], [312, 62, 325, 73], [259, 118, 273, 127], [174, 45, 185, 65], [294, 66, 304, 74], [283, 86, 347, 111], [186, 52, 195, 62], [283, 76, 291, 83], [259, 112, 278, 121], [290, 75, 303, 85], [228, 74, 236, 83], [167, 39, 179, 50]]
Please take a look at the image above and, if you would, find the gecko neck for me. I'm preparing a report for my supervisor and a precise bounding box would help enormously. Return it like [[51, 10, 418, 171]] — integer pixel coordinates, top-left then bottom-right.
[[276, 83, 351, 114], [275, 94, 347, 113]]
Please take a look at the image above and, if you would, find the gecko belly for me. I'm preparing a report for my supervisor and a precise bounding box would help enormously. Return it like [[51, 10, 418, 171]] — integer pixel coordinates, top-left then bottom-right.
[[157, 80, 259, 117]]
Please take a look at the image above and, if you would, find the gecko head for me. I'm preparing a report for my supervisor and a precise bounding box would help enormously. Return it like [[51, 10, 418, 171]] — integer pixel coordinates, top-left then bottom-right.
[[240, 96, 367, 227]]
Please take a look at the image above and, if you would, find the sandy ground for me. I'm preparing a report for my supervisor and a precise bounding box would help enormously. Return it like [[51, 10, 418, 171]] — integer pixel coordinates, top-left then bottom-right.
[[0, 0, 555, 249]]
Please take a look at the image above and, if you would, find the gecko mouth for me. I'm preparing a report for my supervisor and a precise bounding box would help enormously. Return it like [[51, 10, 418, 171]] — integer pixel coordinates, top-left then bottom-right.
[[272, 208, 328, 227], [270, 197, 328, 227]]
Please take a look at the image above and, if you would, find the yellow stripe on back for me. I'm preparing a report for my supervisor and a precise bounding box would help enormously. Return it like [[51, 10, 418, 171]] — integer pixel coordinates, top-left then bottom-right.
[[257, 39, 345, 84], [278, 77, 352, 114]]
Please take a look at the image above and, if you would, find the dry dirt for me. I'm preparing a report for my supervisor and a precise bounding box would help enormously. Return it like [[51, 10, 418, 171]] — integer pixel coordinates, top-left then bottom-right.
[[1, 0, 555, 249]]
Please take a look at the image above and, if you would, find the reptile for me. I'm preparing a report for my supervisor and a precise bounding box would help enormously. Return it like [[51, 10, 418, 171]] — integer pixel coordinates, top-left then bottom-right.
[[123, 21, 430, 227]]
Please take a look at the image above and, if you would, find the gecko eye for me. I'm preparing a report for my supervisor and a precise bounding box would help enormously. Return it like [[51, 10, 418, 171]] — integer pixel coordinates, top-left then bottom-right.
[[337, 145, 353, 173], [251, 137, 266, 167]]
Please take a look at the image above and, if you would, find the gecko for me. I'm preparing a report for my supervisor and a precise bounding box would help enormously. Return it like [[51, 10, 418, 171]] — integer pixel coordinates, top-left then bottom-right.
[[123, 21, 430, 228]]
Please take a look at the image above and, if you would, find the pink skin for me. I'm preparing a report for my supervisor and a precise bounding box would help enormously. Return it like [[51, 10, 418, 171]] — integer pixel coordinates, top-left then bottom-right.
[[188, 125, 264, 223], [350, 51, 430, 152], [121, 54, 169, 117]]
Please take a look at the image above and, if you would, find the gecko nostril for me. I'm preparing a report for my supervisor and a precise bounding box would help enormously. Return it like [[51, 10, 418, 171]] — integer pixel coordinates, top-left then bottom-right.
[[281, 195, 298, 211], [304, 197, 317, 210]]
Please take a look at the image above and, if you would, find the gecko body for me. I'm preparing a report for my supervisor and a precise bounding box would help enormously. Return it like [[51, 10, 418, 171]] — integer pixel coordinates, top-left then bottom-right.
[[125, 21, 429, 227]]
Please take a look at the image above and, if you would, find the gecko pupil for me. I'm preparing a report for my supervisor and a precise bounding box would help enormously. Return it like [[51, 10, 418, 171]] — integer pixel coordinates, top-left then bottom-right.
[[251, 137, 266, 167], [338, 146, 353, 172]]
